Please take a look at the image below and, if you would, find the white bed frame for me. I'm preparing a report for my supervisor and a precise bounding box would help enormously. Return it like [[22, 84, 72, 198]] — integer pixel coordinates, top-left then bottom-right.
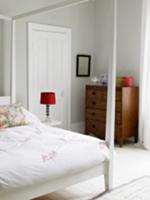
[[0, 162, 109, 200], [0, 0, 117, 199]]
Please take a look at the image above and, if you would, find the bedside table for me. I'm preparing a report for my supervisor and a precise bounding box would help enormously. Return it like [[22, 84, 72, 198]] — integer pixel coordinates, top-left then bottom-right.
[[43, 120, 62, 127]]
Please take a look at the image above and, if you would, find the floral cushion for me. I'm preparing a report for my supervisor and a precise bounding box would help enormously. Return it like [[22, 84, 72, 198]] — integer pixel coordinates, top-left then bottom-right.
[[0, 104, 28, 128], [0, 114, 9, 128]]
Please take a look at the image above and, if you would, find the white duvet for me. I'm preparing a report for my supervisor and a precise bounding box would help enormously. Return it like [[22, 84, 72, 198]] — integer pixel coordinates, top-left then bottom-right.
[[0, 122, 109, 192]]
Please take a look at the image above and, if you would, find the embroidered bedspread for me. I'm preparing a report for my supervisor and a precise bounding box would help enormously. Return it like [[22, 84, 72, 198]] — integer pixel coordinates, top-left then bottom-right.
[[0, 123, 109, 191]]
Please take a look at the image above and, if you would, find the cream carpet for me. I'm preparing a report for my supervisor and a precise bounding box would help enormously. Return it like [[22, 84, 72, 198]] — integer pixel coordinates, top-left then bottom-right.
[[33, 144, 150, 200], [100, 176, 150, 200]]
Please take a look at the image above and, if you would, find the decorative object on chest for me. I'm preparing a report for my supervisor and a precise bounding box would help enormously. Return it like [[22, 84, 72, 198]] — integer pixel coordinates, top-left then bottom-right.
[[85, 85, 139, 147]]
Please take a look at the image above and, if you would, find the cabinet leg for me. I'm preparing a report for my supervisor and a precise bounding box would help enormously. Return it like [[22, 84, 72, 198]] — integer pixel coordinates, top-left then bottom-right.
[[135, 135, 138, 143], [119, 137, 124, 147]]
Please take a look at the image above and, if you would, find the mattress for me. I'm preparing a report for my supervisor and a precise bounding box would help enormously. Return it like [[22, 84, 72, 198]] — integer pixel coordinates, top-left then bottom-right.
[[0, 122, 109, 192]]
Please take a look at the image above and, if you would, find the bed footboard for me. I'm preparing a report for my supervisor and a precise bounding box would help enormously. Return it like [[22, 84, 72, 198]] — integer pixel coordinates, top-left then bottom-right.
[[0, 162, 108, 200]]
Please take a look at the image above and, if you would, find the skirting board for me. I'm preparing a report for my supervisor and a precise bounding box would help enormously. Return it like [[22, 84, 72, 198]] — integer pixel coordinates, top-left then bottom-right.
[[71, 121, 85, 134]]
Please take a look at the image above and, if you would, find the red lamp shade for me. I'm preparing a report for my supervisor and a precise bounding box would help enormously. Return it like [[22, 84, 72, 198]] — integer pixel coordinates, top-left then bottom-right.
[[40, 92, 56, 105]]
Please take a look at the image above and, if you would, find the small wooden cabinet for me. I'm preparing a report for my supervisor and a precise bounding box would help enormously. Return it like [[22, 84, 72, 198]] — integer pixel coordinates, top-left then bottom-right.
[[85, 85, 139, 147]]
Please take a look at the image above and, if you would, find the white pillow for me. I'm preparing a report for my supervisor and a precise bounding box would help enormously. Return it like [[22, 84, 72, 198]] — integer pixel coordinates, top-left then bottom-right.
[[22, 108, 41, 124]]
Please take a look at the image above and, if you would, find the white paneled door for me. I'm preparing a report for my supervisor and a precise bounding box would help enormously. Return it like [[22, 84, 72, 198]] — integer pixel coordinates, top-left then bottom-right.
[[28, 23, 71, 129]]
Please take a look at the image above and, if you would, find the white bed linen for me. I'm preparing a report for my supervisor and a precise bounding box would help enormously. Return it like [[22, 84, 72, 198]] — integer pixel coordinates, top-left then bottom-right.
[[0, 122, 109, 192]]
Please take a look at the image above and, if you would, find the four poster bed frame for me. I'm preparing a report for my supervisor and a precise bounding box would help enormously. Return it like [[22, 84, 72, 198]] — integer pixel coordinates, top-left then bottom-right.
[[0, 0, 117, 199]]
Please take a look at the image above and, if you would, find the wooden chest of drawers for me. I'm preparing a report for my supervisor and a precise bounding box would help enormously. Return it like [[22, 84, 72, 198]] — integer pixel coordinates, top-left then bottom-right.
[[85, 85, 139, 147]]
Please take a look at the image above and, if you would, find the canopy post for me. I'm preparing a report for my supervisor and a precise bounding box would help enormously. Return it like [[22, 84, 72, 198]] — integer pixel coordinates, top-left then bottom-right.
[[11, 20, 16, 104], [105, 0, 117, 189]]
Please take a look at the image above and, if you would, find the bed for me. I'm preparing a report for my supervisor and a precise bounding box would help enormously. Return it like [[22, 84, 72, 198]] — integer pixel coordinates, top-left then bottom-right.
[[0, 104, 110, 200], [0, 0, 117, 198]]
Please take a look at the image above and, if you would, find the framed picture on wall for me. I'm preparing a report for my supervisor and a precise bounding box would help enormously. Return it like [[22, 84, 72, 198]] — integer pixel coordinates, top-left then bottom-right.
[[76, 54, 91, 77]]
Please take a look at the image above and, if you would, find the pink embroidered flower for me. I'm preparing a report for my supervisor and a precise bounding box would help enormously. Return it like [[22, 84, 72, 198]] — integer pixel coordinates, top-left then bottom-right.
[[99, 143, 108, 151], [42, 151, 57, 162]]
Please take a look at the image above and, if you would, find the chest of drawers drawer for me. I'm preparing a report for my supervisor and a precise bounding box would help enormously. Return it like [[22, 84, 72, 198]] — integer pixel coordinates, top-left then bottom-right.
[[86, 119, 105, 139], [116, 101, 122, 112], [86, 98, 107, 110], [115, 112, 122, 125], [86, 108, 106, 122], [116, 90, 122, 101], [86, 87, 107, 101]]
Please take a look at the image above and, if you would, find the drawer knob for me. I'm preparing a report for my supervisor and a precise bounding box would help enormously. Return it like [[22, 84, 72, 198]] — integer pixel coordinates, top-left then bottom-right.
[[92, 91, 96, 95], [92, 101, 96, 105], [91, 112, 96, 116], [92, 124, 96, 128]]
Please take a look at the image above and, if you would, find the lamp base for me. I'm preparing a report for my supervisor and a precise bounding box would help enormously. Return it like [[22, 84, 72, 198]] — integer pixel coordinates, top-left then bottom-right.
[[44, 116, 52, 123], [44, 104, 51, 122]]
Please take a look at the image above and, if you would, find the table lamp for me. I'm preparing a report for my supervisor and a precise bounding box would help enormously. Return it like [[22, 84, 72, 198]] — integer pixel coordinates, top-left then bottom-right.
[[40, 92, 56, 122]]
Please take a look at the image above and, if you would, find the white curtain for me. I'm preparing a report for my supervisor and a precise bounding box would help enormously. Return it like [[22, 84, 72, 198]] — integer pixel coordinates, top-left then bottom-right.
[[139, 0, 150, 149]]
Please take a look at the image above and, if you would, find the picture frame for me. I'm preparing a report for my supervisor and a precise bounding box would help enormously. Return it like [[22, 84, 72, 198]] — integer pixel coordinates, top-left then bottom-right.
[[76, 54, 91, 77]]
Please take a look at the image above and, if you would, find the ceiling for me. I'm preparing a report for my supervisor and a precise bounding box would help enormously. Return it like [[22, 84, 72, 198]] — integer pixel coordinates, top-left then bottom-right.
[[0, 0, 67, 17]]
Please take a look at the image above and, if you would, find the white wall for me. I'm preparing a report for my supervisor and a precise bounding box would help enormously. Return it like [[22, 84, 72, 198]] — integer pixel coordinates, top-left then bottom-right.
[[16, 1, 95, 125], [0, 20, 3, 95], [14, 0, 142, 130], [95, 0, 112, 77], [3, 20, 11, 96], [0, 20, 11, 96], [117, 0, 142, 85], [94, 0, 142, 85]]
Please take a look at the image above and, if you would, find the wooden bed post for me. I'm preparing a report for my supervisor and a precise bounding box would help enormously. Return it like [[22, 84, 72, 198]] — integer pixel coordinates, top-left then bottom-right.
[[11, 19, 16, 104], [105, 0, 117, 190]]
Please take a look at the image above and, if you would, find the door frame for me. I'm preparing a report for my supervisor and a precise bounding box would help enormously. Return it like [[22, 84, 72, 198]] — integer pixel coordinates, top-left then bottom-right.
[[27, 22, 72, 129]]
